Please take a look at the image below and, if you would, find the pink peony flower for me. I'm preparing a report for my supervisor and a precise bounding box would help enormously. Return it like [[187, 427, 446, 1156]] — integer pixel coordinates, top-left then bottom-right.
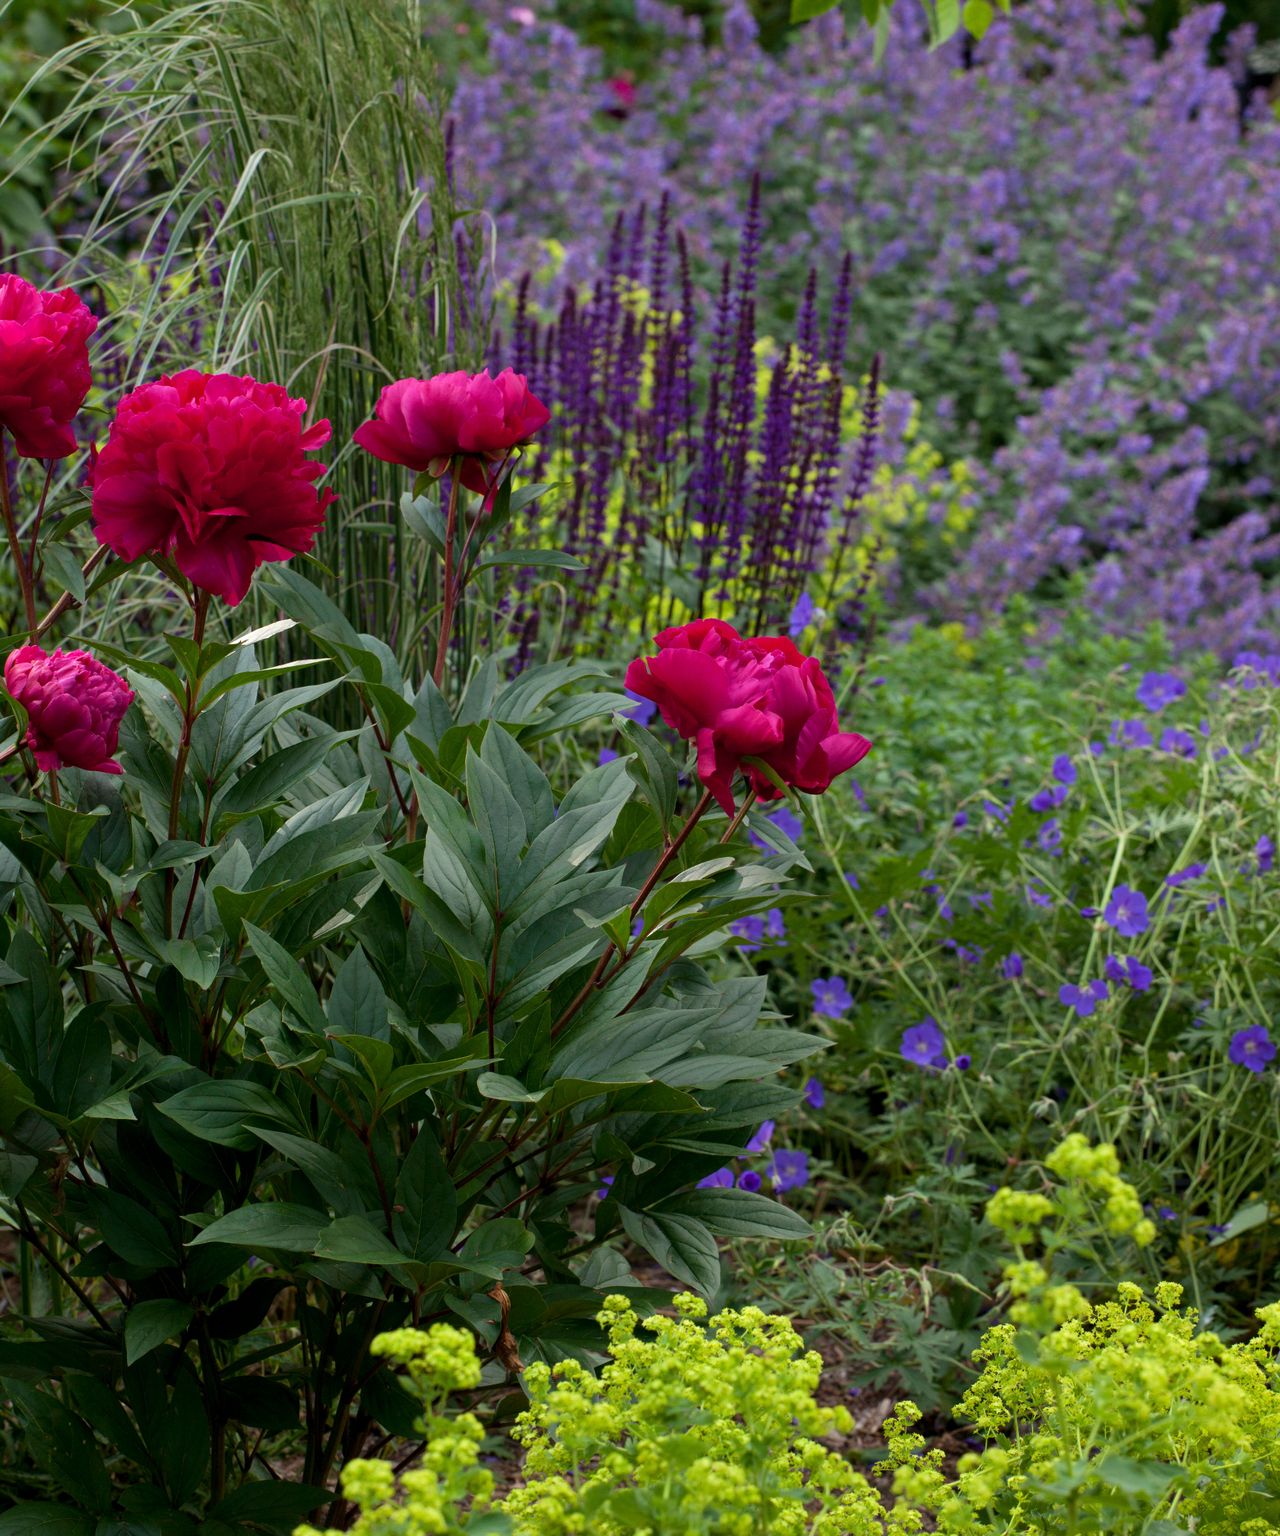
[[90, 370, 336, 606], [4, 645, 133, 775], [352, 368, 550, 496], [743, 636, 872, 799], [0, 274, 97, 459], [624, 619, 783, 813], [626, 621, 871, 812]]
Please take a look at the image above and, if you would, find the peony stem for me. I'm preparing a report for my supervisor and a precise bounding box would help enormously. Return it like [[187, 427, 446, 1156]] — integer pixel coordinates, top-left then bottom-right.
[[0, 431, 38, 633], [551, 788, 715, 1039], [167, 589, 208, 847], [719, 788, 758, 844], [432, 464, 463, 689], [26, 461, 54, 582]]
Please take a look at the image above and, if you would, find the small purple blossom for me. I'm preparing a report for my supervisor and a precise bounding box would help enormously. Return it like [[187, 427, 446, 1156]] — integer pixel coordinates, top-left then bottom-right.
[[952, 1053, 972, 1071], [1026, 883, 1054, 909], [1059, 978, 1109, 1017], [1158, 727, 1197, 758], [745, 1120, 775, 1153], [811, 976, 853, 1017], [953, 810, 969, 829], [1104, 955, 1153, 992], [1002, 952, 1024, 980], [1110, 718, 1154, 750], [768, 1149, 810, 1193], [1052, 755, 1076, 786], [1136, 672, 1186, 712], [622, 689, 657, 728], [788, 591, 817, 638], [698, 1167, 735, 1189], [1165, 863, 1206, 888], [1228, 1025, 1276, 1074], [598, 746, 619, 765], [1256, 835, 1275, 876], [803, 1078, 825, 1110], [1030, 784, 1069, 812], [737, 1169, 762, 1193], [900, 1017, 947, 1069], [1104, 885, 1150, 937]]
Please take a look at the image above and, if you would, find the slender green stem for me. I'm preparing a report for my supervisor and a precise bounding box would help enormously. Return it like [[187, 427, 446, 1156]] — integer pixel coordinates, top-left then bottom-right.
[[0, 431, 38, 632], [432, 466, 463, 689]]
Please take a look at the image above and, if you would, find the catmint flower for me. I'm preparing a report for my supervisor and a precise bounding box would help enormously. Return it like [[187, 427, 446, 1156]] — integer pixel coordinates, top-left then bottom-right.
[[1104, 885, 1149, 937], [811, 977, 853, 1017], [900, 1018, 946, 1069], [1228, 1025, 1276, 1074], [1256, 835, 1275, 875]]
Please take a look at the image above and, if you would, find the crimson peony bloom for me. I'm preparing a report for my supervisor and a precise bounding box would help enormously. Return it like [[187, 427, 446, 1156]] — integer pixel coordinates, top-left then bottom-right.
[[743, 637, 872, 799], [352, 368, 550, 496], [4, 645, 133, 775], [0, 274, 97, 459], [626, 620, 871, 813], [90, 370, 336, 607], [624, 619, 784, 813]]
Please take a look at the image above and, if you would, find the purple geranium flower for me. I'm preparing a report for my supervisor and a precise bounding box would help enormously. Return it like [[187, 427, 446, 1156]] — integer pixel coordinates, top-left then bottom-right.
[[1256, 835, 1275, 876], [1159, 727, 1196, 758], [1105, 955, 1153, 992], [803, 1078, 825, 1110], [1052, 755, 1076, 786], [1002, 952, 1024, 980], [900, 1017, 946, 1069], [1228, 1025, 1276, 1074], [1110, 718, 1154, 750], [698, 1167, 735, 1189], [1030, 784, 1069, 812], [1104, 885, 1149, 937], [737, 1169, 762, 1193], [1165, 863, 1206, 888], [788, 591, 816, 638], [622, 688, 657, 728], [745, 1121, 775, 1153], [811, 976, 853, 1017], [952, 1053, 972, 1071], [768, 1149, 810, 1193], [1136, 672, 1186, 712], [1059, 979, 1109, 1017]]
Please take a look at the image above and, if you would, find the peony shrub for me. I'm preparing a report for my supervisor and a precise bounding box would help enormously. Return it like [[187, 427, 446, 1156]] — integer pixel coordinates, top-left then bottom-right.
[[0, 281, 854, 1527]]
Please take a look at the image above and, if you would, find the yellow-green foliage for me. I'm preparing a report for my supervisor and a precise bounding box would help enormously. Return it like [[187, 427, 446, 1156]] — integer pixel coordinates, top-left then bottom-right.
[[302, 1139, 1280, 1536], [502, 1292, 886, 1535]]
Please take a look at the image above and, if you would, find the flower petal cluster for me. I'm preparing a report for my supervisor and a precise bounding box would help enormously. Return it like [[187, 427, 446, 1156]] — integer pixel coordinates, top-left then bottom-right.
[[3, 645, 133, 775], [353, 368, 549, 496], [626, 619, 870, 812], [91, 370, 336, 606], [0, 274, 97, 459]]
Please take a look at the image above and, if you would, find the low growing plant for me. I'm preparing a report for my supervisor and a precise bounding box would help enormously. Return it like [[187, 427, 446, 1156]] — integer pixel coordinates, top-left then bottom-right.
[[303, 1135, 1280, 1535]]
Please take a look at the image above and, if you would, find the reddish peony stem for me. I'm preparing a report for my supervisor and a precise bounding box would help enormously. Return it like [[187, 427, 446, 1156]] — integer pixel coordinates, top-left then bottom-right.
[[432, 464, 463, 689], [0, 431, 38, 632]]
